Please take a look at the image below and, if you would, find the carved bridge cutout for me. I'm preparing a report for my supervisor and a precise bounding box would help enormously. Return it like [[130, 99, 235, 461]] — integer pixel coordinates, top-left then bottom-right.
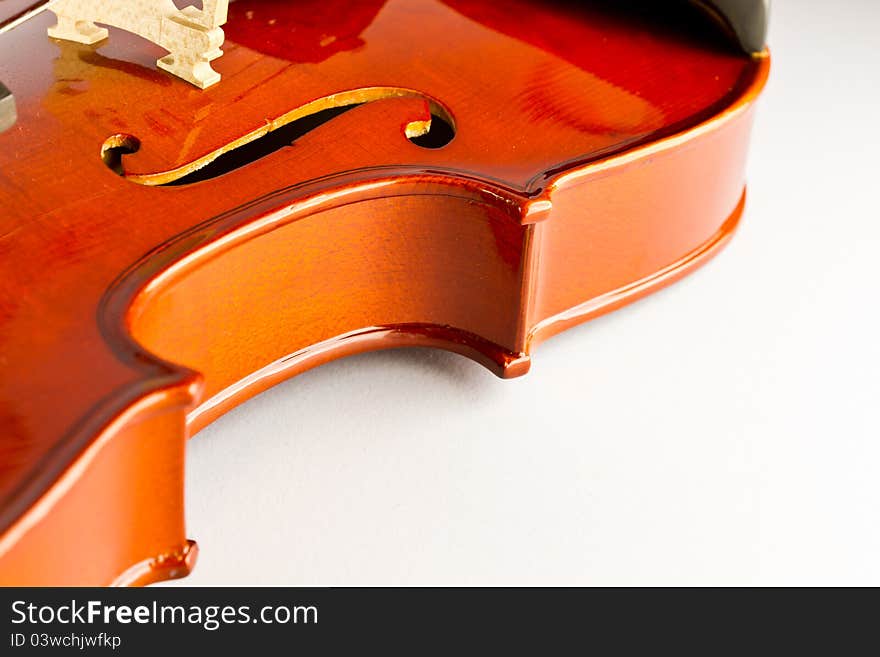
[[101, 87, 456, 186], [47, 0, 228, 88]]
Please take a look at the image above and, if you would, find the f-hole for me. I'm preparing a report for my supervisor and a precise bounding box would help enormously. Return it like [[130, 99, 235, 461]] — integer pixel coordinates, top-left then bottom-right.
[[101, 88, 456, 186]]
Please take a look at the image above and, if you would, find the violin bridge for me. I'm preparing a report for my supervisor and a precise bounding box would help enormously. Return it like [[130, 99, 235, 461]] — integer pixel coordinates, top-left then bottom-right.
[[46, 0, 229, 89]]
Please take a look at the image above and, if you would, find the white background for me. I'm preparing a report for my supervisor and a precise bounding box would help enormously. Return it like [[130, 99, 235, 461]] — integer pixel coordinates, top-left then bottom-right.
[[167, 1, 880, 586]]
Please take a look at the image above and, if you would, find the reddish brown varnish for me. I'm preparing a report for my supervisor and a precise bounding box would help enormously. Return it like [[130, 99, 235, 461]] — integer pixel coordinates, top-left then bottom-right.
[[0, 0, 768, 585]]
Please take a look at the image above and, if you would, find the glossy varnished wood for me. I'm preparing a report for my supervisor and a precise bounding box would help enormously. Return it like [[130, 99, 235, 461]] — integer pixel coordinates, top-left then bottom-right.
[[0, 0, 768, 584]]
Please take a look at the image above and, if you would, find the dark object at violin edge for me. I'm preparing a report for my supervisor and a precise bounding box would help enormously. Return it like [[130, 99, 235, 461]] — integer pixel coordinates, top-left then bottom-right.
[[698, 0, 769, 54], [0, 82, 15, 133]]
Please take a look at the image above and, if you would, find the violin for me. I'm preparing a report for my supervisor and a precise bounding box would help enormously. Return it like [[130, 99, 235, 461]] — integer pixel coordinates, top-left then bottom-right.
[[0, 0, 769, 585]]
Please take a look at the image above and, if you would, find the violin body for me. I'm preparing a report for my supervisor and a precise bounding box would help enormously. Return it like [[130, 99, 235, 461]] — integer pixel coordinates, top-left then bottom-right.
[[0, 0, 768, 585]]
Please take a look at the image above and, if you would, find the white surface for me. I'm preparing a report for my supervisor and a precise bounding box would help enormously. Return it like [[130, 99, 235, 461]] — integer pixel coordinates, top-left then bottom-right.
[[167, 1, 880, 586]]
